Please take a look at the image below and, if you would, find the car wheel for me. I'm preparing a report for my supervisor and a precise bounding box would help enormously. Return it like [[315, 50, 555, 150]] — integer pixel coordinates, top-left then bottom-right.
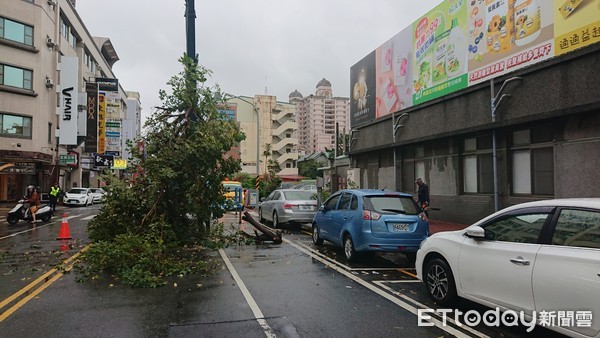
[[7, 214, 19, 225], [259, 208, 266, 224], [343, 235, 357, 262], [424, 258, 458, 306], [312, 225, 323, 246], [272, 212, 279, 228]]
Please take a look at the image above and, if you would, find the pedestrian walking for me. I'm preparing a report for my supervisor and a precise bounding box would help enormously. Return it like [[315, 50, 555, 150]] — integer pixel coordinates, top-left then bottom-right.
[[49, 183, 60, 212], [415, 178, 430, 216]]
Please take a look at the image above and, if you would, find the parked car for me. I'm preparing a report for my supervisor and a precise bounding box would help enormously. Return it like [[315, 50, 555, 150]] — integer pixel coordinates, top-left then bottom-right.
[[63, 188, 94, 207], [258, 189, 318, 227], [312, 189, 429, 262], [416, 198, 600, 338], [88, 188, 107, 203]]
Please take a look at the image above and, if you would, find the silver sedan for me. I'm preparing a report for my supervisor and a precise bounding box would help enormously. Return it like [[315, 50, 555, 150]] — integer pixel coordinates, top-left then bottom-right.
[[258, 189, 318, 228]]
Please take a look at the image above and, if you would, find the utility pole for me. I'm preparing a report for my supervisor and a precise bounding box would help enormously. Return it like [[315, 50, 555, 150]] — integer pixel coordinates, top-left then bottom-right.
[[185, 0, 197, 64]]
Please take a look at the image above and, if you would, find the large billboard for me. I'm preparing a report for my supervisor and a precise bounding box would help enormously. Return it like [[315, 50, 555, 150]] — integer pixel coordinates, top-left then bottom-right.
[[350, 51, 376, 126], [350, 0, 600, 128], [59, 56, 78, 145], [413, 0, 468, 104]]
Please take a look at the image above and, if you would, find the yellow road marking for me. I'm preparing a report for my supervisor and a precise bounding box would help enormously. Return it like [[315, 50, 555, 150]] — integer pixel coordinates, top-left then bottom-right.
[[0, 246, 89, 322]]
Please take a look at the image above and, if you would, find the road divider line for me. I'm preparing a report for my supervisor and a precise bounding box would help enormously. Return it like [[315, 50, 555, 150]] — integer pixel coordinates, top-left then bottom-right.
[[287, 240, 487, 338], [218, 249, 276, 338], [0, 246, 89, 322], [0, 215, 80, 241]]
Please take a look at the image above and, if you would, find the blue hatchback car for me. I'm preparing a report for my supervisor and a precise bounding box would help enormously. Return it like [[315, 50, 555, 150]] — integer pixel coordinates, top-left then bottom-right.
[[312, 189, 429, 262]]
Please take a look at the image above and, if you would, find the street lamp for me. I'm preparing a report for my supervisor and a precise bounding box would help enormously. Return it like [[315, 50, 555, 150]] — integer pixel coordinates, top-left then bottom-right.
[[392, 112, 409, 191], [490, 76, 522, 211], [223, 93, 260, 175]]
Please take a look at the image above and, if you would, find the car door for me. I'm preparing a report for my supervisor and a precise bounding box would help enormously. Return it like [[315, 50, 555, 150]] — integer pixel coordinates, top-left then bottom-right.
[[329, 192, 354, 244], [458, 209, 552, 315], [261, 191, 276, 221], [317, 193, 341, 242], [532, 207, 600, 337]]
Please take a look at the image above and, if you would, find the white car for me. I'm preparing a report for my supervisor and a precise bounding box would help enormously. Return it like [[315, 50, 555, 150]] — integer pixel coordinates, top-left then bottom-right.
[[89, 188, 107, 203], [63, 188, 94, 207], [416, 198, 600, 338]]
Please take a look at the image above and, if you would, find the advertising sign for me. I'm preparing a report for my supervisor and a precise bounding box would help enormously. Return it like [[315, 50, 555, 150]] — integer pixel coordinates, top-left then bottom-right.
[[412, 0, 468, 105], [375, 27, 414, 118], [105, 91, 121, 120], [98, 93, 106, 154], [111, 158, 127, 170], [467, 0, 555, 85], [85, 83, 98, 153], [59, 56, 79, 145], [350, 0, 599, 128], [350, 51, 376, 127], [553, 0, 600, 56], [94, 154, 114, 168]]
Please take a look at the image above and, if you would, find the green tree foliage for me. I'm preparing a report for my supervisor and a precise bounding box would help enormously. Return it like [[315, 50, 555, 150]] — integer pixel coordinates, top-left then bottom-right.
[[82, 56, 247, 287], [298, 159, 320, 179]]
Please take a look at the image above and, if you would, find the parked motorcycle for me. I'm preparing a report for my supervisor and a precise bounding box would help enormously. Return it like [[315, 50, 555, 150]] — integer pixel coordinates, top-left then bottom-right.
[[7, 199, 53, 225]]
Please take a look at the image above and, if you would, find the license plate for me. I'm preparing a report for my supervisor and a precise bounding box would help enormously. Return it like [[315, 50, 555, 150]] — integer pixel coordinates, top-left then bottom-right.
[[393, 223, 409, 231], [299, 205, 312, 211]]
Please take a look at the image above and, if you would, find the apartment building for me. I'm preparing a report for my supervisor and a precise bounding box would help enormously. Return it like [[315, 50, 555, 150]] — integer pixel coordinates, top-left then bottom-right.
[[226, 95, 299, 176], [291, 78, 350, 155], [0, 0, 138, 201]]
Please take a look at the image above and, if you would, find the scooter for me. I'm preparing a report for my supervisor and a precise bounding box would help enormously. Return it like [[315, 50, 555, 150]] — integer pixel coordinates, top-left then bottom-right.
[[6, 199, 53, 225]]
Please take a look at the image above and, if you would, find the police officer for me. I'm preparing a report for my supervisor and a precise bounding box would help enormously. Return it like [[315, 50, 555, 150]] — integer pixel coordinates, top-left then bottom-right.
[[49, 182, 60, 212]]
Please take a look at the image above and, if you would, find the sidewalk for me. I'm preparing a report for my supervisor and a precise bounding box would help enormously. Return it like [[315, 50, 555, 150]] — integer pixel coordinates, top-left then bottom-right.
[[428, 219, 469, 234]]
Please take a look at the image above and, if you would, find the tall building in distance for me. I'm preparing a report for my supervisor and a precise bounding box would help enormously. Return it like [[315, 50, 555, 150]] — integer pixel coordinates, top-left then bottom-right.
[[291, 78, 350, 155], [226, 95, 299, 177]]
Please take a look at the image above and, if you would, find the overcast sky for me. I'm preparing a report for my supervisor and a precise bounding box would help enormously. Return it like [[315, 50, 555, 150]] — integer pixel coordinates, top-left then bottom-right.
[[75, 0, 441, 123]]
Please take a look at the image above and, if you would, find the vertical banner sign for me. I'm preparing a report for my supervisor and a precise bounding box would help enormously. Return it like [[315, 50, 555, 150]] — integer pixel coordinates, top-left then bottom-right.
[[59, 56, 79, 145], [96, 77, 120, 156], [98, 93, 106, 154], [85, 82, 98, 153]]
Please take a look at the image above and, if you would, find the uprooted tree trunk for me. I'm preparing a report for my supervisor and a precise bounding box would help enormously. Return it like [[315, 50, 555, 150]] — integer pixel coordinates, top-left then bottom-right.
[[241, 211, 282, 244]]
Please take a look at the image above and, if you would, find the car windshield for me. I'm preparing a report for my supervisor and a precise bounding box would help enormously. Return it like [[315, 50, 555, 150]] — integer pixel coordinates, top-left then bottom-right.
[[363, 195, 418, 215], [68, 189, 87, 195], [283, 190, 317, 201]]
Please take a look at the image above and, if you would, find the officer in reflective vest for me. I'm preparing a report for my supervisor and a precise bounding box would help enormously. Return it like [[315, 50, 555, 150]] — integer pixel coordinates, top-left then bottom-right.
[[49, 183, 60, 212]]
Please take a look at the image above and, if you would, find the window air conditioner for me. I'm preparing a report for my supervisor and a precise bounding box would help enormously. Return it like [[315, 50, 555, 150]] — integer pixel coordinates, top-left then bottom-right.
[[45, 78, 54, 88]]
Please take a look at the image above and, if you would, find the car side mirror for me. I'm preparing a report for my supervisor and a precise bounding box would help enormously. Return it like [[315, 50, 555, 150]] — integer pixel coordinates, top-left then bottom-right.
[[319, 204, 327, 211], [464, 225, 485, 239]]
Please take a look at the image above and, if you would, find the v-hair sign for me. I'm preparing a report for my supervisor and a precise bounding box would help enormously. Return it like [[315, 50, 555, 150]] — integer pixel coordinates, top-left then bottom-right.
[[59, 56, 79, 145]]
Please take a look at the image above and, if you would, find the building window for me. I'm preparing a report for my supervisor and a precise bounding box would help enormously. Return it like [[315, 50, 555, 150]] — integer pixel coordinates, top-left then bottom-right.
[[0, 17, 34, 46], [69, 29, 76, 48], [286, 163, 291, 168], [48, 123, 52, 143], [1, 64, 33, 90], [462, 136, 493, 194], [511, 127, 554, 195], [60, 17, 68, 40], [402, 146, 426, 193], [0, 113, 32, 138]]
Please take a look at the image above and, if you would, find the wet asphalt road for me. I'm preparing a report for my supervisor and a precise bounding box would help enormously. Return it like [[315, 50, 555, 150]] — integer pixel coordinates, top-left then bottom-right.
[[0, 208, 562, 337]]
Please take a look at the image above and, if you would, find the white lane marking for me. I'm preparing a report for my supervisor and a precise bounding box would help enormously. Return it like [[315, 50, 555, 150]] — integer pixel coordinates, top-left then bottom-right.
[[286, 240, 488, 338], [81, 215, 96, 221], [0, 215, 80, 241], [219, 249, 276, 338], [373, 281, 489, 338]]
